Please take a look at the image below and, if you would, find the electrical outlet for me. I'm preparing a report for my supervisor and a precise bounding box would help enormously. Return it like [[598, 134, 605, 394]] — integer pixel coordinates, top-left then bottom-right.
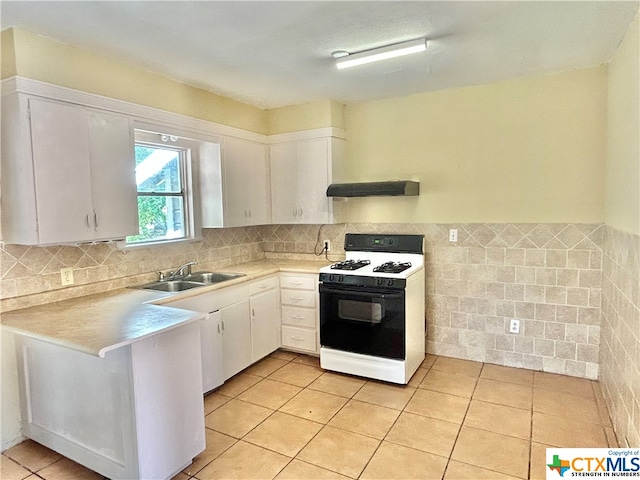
[[60, 268, 74, 286], [323, 239, 331, 252], [510, 319, 520, 334], [449, 228, 458, 242]]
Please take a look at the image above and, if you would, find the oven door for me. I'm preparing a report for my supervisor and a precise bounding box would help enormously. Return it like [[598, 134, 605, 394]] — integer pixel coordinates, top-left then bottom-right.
[[319, 283, 405, 360]]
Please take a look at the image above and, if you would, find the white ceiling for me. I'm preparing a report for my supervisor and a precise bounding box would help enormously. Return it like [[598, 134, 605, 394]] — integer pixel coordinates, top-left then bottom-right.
[[2, 1, 638, 109]]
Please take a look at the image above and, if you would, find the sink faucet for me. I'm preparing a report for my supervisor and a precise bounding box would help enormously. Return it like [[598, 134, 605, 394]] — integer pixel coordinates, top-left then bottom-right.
[[167, 261, 197, 279]]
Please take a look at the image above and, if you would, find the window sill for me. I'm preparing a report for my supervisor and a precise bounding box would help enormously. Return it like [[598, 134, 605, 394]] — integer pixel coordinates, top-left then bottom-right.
[[116, 234, 201, 250]]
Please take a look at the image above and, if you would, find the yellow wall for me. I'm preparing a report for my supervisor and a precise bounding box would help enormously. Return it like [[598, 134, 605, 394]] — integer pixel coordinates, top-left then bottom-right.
[[267, 100, 345, 134], [606, 10, 640, 235], [4, 28, 268, 134], [0, 29, 17, 78], [337, 67, 607, 224]]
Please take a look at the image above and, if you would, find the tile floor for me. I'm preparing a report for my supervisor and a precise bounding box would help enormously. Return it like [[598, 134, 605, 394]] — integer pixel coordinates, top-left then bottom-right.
[[2, 351, 618, 480]]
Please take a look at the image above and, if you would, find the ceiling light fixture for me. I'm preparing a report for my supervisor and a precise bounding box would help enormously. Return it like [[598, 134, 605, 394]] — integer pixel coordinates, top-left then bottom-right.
[[334, 38, 427, 70]]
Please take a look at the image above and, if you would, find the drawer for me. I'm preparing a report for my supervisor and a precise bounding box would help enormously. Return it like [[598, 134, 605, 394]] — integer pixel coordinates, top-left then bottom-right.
[[282, 306, 315, 328], [280, 275, 316, 290], [280, 289, 315, 308], [249, 276, 277, 295], [281, 326, 316, 352]]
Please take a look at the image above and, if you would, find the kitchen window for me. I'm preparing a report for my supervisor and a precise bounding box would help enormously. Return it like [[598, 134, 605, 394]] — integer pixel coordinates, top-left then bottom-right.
[[126, 131, 194, 245]]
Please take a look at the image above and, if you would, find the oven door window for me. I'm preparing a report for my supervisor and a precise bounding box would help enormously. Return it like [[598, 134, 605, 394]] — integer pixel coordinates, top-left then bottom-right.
[[320, 285, 405, 360]]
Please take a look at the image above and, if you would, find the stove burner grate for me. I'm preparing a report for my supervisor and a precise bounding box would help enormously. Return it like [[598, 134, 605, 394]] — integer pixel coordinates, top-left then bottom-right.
[[330, 259, 371, 271], [373, 261, 412, 274]]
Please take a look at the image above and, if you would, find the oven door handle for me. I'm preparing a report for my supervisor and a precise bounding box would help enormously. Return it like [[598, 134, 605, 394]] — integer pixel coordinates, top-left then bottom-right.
[[319, 285, 404, 300]]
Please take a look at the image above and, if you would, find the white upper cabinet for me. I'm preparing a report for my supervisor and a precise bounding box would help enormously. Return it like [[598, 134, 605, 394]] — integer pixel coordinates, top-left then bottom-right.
[[222, 137, 271, 227], [86, 111, 139, 241], [270, 134, 344, 224], [1, 95, 138, 245]]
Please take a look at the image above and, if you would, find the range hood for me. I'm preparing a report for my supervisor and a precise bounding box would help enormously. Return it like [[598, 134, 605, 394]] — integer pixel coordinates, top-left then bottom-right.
[[326, 181, 419, 198]]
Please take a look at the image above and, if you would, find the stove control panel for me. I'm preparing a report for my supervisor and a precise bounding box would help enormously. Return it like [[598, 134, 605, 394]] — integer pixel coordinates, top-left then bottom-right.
[[344, 233, 424, 254], [319, 273, 406, 290]]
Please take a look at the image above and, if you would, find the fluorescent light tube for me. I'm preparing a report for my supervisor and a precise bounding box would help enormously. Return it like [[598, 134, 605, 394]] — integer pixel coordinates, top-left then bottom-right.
[[336, 38, 426, 69]]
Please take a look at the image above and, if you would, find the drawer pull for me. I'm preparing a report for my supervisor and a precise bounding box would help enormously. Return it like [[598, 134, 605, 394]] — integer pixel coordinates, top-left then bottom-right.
[[290, 296, 305, 301], [290, 336, 305, 341], [291, 315, 306, 320]]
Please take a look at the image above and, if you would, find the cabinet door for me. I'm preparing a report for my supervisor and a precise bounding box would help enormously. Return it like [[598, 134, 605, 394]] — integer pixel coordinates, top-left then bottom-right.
[[224, 137, 270, 227], [88, 111, 138, 241], [296, 139, 330, 224], [250, 289, 279, 362], [220, 300, 252, 380], [201, 311, 224, 393], [269, 142, 298, 224], [29, 98, 94, 244]]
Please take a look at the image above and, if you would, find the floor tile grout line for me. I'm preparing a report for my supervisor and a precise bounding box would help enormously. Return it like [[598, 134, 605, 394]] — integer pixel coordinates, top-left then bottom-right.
[[256, 353, 438, 478], [353, 365, 426, 479], [209, 357, 373, 479], [439, 361, 483, 479], [193, 354, 301, 479]]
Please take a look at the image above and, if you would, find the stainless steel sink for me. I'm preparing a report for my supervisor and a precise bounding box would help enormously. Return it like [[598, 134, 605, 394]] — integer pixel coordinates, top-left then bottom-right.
[[134, 271, 245, 293], [138, 280, 206, 292], [184, 272, 245, 284]]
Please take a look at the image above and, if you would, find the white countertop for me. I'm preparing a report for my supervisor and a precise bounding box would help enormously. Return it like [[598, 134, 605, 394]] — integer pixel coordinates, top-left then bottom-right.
[[1, 259, 329, 358]]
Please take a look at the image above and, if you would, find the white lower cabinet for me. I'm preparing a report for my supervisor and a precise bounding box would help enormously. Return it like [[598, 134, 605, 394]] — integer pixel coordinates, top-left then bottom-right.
[[199, 312, 225, 393], [279, 273, 319, 354], [249, 276, 280, 362], [14, 324, 205, 480], [220, 299, 252, 380], [165, 275, 280, 388]]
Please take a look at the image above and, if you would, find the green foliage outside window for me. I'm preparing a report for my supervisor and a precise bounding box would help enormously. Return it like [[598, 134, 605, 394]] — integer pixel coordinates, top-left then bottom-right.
[[126, 145, 185, 244]]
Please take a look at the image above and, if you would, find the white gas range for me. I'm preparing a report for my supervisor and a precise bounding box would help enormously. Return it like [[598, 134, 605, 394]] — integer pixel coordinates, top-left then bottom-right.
[[318, 233, 425, 384]]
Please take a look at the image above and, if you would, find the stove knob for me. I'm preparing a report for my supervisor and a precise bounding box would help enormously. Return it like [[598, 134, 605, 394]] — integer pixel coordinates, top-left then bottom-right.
[[338, 275, 344, 283], [328, 274, 334, 282], [386, 279, 394, 287]]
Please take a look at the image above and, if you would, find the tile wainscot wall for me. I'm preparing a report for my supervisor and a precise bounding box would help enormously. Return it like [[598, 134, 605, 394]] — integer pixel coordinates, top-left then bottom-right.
[[1, 222, 638, 447], [600, 226, 640, 448]]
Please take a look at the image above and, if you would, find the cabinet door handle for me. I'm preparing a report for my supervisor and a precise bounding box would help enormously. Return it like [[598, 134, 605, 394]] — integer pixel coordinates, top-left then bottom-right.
[[85, 214, 91, 228], [258, 283, 268, 289], [251, 308, 255, 318], [93, 210, 98, 230], [248, 209, 252, 218], [217, 323, 221, 334], [299, 207, 303, 217], [221, 320, 225, 331]]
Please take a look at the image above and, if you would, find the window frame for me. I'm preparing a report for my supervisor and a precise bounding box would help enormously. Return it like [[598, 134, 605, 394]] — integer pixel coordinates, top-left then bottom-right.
[[122, 130, 197, 248]]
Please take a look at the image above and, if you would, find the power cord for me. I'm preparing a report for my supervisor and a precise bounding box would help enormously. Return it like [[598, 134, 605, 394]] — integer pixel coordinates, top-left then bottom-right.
[[313, 225, 331, 260]]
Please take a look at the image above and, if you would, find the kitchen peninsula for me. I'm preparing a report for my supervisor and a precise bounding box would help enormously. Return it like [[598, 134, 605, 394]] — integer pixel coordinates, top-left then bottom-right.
[[1, 288, 206, 480], [1, 259, 329, 479]]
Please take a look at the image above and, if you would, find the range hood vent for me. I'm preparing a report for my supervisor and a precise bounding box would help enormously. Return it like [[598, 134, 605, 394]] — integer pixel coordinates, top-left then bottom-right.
[[326, 181, 419, 197]]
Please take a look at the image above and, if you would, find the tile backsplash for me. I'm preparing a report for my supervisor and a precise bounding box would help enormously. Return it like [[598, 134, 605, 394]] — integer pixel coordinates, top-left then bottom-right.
[[5, 221, 638, 447], [2, 222, 604, 381], [0, 227, 265, 312], [600, 226, 640, 448]]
